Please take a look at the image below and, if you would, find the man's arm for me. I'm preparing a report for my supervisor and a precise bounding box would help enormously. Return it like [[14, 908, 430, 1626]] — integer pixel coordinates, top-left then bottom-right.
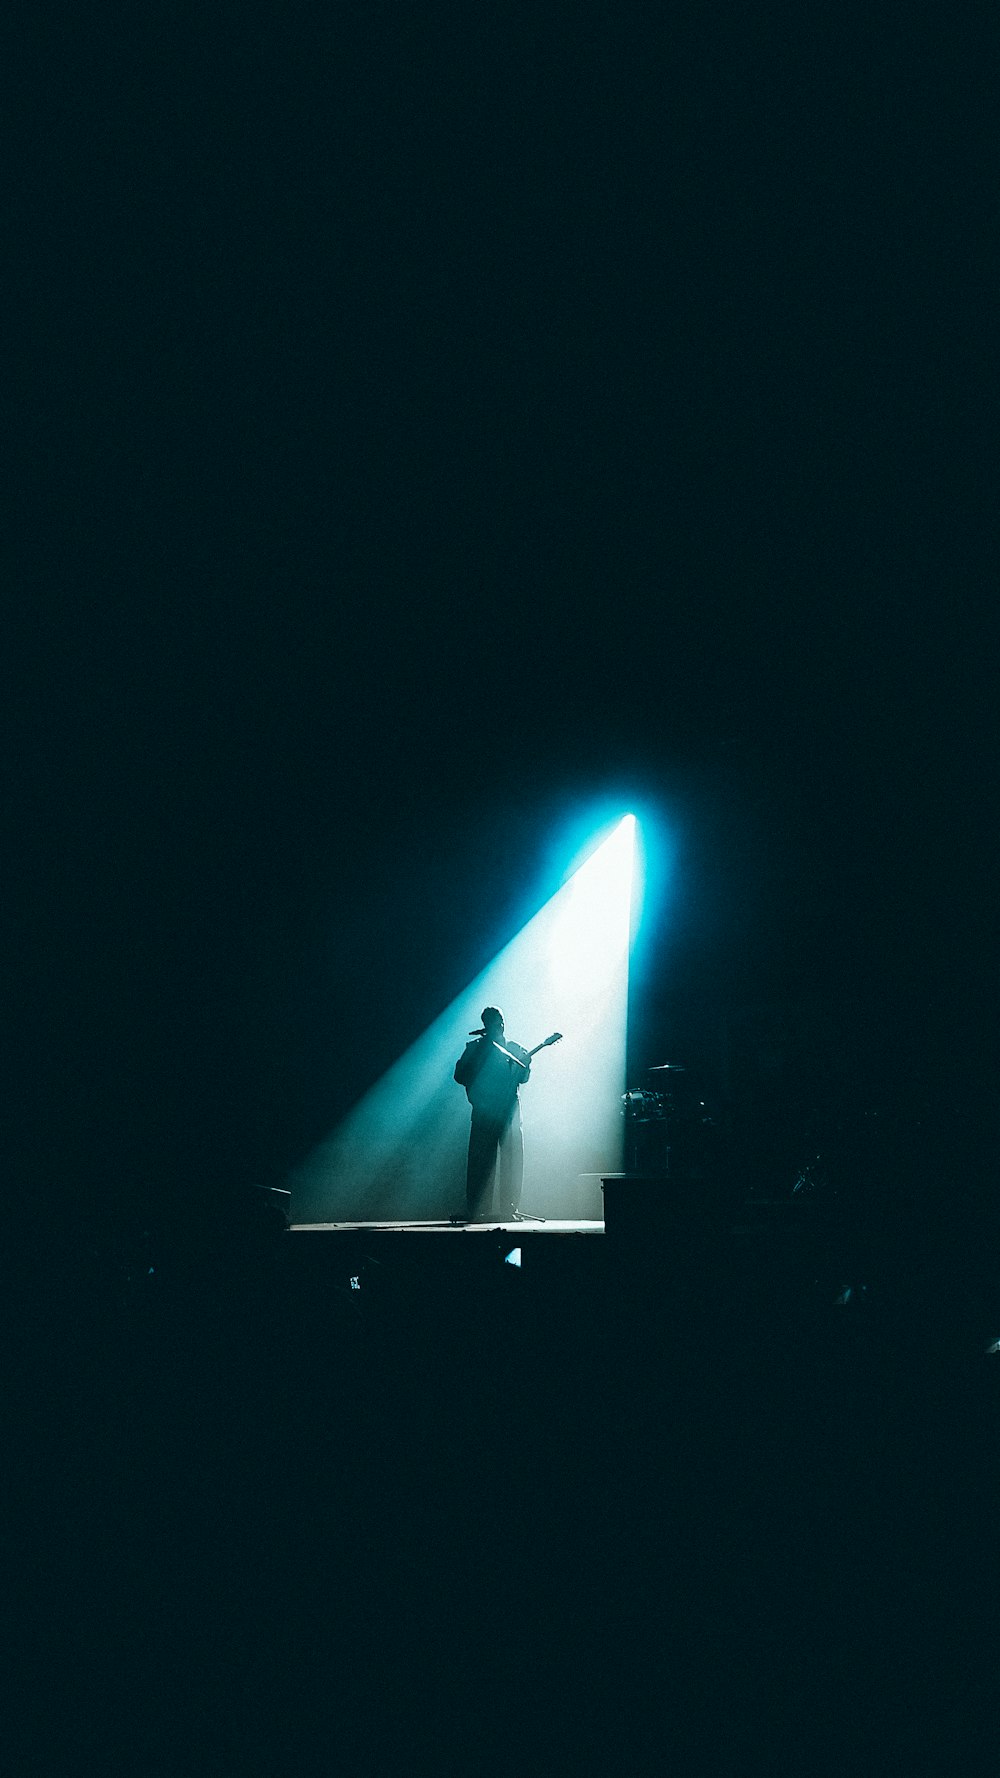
[[454, 1039, 484, 1087], [507, 1041, 531, 1084]]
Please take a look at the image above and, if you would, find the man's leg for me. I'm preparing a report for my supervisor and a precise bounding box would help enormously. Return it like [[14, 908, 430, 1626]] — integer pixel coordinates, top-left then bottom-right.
[[497, 1103, 524, 1217], [467, 1114, 500, 1220]]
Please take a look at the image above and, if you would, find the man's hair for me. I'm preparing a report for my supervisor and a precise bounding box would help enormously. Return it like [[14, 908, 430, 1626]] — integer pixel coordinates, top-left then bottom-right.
[[480, 1005, 504, 1028]]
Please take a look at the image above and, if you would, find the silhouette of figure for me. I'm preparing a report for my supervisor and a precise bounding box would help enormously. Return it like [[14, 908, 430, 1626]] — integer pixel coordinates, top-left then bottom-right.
[[453, 1006, 531, 1221]]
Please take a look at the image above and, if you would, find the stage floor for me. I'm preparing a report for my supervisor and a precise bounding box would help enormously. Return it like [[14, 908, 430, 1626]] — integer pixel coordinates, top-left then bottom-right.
[[290, 1218, 605, 1235]]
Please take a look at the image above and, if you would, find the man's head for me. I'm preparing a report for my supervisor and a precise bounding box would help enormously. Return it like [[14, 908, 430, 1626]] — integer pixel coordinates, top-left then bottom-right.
[[480, 1006, 504, 1037]]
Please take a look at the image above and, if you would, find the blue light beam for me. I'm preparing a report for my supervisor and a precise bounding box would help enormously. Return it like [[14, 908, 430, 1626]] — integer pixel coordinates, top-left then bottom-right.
[[290, 815, 638, 1223]]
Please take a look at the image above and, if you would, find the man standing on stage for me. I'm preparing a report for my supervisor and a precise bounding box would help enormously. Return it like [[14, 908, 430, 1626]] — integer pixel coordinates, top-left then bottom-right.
[[453, 1006, 532, 1222]]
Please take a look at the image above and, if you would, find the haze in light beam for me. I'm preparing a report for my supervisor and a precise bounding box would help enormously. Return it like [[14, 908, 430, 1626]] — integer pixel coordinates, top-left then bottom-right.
[[290, 816, 636, 1223]]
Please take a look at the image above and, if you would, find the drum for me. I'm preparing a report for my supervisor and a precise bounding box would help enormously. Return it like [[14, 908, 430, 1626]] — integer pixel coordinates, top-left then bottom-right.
[[621, 1089, 667, 1120]]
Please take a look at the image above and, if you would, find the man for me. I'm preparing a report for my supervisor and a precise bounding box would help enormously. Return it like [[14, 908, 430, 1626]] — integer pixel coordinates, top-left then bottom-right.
[[453, 1006, 531, 1221]]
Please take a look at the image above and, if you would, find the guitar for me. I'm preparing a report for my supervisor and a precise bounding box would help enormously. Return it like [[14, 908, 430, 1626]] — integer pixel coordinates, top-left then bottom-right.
[[492, 1031, 563, 1071]]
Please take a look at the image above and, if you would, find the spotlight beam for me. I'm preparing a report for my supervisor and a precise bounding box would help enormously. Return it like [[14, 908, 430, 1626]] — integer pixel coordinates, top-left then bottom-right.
[[291, 815, 638, 1223]]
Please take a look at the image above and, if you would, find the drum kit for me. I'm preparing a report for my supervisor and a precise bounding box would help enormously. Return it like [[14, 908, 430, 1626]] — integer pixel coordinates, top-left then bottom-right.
[[621, 1063, 688, 1174]]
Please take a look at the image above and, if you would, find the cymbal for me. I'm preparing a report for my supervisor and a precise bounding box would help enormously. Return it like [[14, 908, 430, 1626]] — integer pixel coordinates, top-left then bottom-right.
[[647, 1063, 686, 1072]]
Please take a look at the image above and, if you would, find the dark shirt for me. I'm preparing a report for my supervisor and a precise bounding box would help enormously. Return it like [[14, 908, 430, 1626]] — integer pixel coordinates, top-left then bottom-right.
[[454, 1036, 531, 1118]]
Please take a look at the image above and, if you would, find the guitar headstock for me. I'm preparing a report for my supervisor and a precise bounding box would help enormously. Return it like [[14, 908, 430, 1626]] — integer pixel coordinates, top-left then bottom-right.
[[542, 1031, 563, 1047]]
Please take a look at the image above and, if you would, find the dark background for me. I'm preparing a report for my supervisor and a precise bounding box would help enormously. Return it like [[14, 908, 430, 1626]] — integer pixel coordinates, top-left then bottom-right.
[[7, 3, 996, 1239], [6, 14, 1000, 1772]]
